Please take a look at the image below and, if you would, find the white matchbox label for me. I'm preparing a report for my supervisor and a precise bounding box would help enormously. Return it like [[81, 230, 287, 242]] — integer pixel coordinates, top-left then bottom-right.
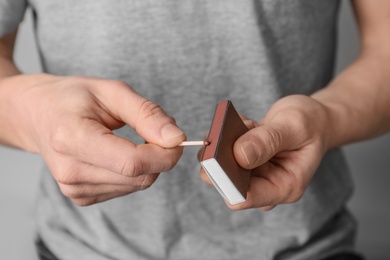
[[201, 158, 246, 205]]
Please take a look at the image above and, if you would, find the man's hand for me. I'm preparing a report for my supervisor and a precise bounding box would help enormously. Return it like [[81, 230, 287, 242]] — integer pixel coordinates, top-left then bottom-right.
[[201, 0, 390, 211], [200, 95, 329, 210], [0, 74, 186, 206]]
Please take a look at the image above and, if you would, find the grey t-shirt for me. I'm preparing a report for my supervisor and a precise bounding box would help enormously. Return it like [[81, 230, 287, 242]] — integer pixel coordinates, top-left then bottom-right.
[[1, 1, 357, 259]]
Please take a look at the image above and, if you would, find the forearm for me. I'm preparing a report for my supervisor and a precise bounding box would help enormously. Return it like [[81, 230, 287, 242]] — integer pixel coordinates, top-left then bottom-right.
[[0, 30, 20, 78], [0, 70, 29, 150], [312, 51, 390, 149], [0, 29, 25, 148], [0, 56, 20, 78], [311, 0, 390, 150]]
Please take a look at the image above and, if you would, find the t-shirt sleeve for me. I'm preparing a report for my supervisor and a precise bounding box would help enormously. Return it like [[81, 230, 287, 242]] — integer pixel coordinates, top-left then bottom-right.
[[0, 0, 27, 37]]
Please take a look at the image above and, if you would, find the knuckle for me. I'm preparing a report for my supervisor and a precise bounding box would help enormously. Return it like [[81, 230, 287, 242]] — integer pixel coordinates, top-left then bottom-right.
[[120, 158, 143, 177], [162, 153, 179, 172], [138, 100, 166, 121], [72, 197, 96, 207], [63, 76, 96, 89], [109, 80, 130, 90], [286, 188, 304, 203], [138, 174, 157, 190], [263, 127, 282, 154], [282, 109, 310, 138], [283, 173, 305, 203], [289, 181, 306, 203], [50, 126, 71, 154], [228, 202, 249, 211], [290, 113, 307, 133], [54, 166, 79, 185], [60, 185, 83, 199], [288, 193, 304, 203], [260, 206, 276, 211]]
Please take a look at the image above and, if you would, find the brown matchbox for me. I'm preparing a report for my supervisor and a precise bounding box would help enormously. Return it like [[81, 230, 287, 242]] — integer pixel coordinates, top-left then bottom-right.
[[201, 100, 251, 205]]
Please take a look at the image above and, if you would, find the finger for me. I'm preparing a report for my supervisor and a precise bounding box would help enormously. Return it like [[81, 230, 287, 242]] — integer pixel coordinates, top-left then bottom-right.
[[259, 205, 277, 211], [228, 162, 300, 210], [256, 119, 266, 127], [92, 80, 186, 148], [242, 120, 258, 130], [50, 122, 183, 177], [197, 145, 206, 162], [227, 176, 279, 210], [239, 114, 259, 130], [71, 191, 132, 206], [233, 125, 296, 170], [46, 155, 155, 185], [198, 147, 214, 186], [200, 162, 286, 210], [58, 173, 159, 199], [199, 166, 213, 186], [49, 159, 157, 185]]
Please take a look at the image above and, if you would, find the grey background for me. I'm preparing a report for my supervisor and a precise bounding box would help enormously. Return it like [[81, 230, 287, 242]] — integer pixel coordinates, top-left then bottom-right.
[[0, 2, 389, 259]]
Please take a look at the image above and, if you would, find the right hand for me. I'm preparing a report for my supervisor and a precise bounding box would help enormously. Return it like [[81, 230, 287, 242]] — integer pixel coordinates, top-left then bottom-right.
[[0, 74, 185, 206]]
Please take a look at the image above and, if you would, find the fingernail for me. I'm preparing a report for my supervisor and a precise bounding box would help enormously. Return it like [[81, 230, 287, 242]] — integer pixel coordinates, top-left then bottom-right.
[[243, 120, 254, 128], [161, 124, 185, 143], [243, 120, 260, 129], [240, 141, 259, 166]]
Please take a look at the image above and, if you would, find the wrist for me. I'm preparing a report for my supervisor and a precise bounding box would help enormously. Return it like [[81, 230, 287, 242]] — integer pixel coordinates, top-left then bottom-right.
[[0, 75, 24, 149], [304, 96, 335, 153], [310, 94, 355, 151], [0, 73, 52, 153]]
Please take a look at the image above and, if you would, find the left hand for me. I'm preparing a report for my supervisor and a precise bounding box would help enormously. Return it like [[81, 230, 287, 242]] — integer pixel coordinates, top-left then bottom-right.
[[200, 95, 331, 211]]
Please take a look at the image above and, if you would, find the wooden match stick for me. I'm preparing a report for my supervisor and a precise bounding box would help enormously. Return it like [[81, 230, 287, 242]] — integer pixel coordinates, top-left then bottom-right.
[[179, 141, 210, 147]]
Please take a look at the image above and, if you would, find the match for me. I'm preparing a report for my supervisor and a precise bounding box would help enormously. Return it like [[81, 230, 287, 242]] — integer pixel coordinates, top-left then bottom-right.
[[179, 141, 210, 147]]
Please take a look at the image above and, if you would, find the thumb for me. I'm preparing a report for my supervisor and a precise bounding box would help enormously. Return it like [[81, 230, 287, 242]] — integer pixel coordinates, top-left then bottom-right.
[[234, 125, 292, 169], [94, 81, 186, 148], [134, 100, 186, 148]]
